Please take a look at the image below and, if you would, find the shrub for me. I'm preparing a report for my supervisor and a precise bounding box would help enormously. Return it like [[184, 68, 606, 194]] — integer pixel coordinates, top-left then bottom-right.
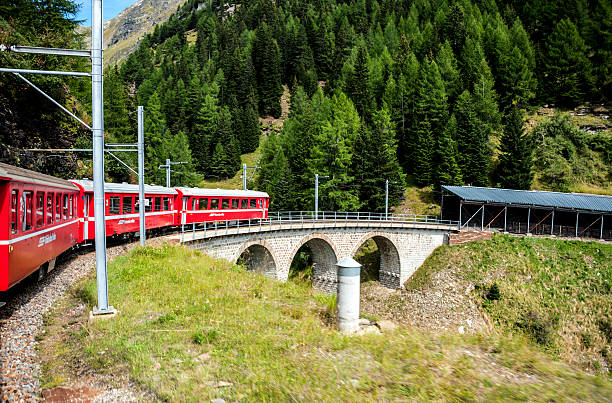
[[485, 283, 500, 301], [518, 309, 556, 346], [193, 329, 219, 345]]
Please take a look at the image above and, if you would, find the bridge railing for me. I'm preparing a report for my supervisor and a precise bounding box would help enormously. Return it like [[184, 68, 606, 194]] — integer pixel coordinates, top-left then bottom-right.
[[180, 211, 459, 241]]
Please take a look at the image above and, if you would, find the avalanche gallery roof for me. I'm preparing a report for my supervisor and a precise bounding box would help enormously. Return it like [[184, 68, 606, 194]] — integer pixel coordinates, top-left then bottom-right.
[[442, 185, 612, 214]]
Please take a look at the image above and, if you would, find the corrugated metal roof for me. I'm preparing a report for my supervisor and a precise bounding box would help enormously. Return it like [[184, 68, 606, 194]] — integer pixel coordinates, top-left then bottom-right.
[[0, 162, 78, 191], [442, 185, 612, 213], [70, 179, 177, 195], [175, 187, 269, 198]]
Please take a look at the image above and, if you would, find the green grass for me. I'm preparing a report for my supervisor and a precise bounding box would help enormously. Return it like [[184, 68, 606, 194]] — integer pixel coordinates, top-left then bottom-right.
[[40, 244, 612, 401], [406, 234, 612, 373]]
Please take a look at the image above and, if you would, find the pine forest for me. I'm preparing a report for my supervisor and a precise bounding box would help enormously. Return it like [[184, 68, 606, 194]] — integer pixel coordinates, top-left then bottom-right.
[[1, 0, 611, 212]]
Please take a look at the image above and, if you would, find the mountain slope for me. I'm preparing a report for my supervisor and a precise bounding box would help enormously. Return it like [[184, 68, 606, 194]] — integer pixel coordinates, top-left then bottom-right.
[[79, 0, 186, 66]]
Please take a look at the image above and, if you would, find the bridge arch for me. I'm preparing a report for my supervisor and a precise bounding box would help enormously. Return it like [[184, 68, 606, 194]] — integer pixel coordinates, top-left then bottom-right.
[[351, 232, 402, 288], [235, 240, 278, 279], [287, 233, 339, 293]]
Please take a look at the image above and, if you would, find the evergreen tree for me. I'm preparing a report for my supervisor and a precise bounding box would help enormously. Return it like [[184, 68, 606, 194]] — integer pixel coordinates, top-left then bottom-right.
[[192, 94, 218, 173], [455, 90, 490, 186], [253, 22, 283, 117], [347, 45, 374, 120], [436, 41, 462, 107], [268, 145, 292, 211], [412, 60, 448, 186], [542, 18, 593, 105], [352, 107, 405, 211], [144, 91, 172, 185], [496, 104, 533, 189], [432, 115, 462, 191]]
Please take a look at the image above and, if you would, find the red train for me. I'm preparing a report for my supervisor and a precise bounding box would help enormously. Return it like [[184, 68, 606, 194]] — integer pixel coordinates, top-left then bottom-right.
[[0, 162, 269, 291]]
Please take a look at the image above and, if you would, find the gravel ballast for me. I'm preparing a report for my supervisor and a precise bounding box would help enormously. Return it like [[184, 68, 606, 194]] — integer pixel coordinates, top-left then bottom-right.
[[0, 244, 135, 402]]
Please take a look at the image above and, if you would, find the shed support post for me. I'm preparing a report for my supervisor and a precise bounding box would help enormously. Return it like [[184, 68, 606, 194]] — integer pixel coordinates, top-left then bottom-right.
[[551, 210, 555, 235], [481, 204, 484, 231], [601, 215, 604, 239], [503, 205, 507, 232], [458, 201, 462, 230], [527, 208, 531, 234], [575, 212, 579, 237]]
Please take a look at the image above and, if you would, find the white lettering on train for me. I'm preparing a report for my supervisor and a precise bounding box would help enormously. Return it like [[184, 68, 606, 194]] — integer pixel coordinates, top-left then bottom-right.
[[37, 233, 56, 248], [118, 219, 136, 225], [210, 213, 225, 217]]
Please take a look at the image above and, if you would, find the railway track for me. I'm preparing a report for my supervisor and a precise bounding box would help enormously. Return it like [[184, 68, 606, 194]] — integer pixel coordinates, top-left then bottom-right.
[[0, 240, 141, 402]]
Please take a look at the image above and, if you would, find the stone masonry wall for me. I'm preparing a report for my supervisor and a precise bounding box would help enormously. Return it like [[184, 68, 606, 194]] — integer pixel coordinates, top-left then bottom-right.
[[184, 227, 448, 292]]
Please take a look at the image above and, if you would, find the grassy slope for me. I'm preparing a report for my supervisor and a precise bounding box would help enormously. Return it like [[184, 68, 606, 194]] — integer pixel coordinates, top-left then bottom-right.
[[40, 244, 611, 401], [407, 234, 612, 373]]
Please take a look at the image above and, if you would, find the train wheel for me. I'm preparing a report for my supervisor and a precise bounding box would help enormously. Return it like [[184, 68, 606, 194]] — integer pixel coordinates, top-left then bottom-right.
[[36, 262, 49, 282]]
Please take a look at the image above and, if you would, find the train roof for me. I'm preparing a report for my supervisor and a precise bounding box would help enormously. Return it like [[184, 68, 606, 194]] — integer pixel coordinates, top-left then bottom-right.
[[0, 162, 78, 191], [70, 179, 177, 195], [175, 187, 269, 198]]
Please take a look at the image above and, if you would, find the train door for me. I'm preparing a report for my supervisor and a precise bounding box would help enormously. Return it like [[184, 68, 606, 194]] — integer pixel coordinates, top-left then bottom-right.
[[181, 197, 188, 225], [83, 194, 90, 239]]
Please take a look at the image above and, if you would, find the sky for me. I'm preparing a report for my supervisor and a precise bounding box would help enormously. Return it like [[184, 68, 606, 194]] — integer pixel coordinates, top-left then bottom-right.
[[75, 0, 135, 25]]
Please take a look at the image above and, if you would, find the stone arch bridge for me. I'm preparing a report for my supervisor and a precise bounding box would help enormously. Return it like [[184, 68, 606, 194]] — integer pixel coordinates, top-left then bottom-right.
[[173, 213, 458, 293]]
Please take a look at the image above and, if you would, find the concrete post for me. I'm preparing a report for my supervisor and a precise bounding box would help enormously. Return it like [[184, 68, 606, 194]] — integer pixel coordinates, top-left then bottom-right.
[[336, 257, 361, 334]]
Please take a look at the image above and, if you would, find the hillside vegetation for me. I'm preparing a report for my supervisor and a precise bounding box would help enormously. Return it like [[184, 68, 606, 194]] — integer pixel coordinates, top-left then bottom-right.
[[40, 244, 611, 401], [406, 235, 612, 374], [107, 0, 611, 210]]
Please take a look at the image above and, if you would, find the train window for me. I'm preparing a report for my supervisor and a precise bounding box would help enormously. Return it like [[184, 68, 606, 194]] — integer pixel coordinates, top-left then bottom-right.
[[198, 198, 208, 210], [210, 198, 219, 209], [123, 196, 132, 214], [55, 194, 61, 222], [163, 197, 170, 211], [10, 190, 18, 234], [23, 191, 33, 232], [145, 197, 152, 212], [108, 196, 120, 215], [249, 199, 256, 208], [221, 198, 230, 209], [36, 192, 44, 228], [63, 194, 69, 220], [191, 198, 196, 210], [69, 195, 74, 219], [232, 199, 239, 209], [46, 194, 53, 225], [154, 197, 161, 211], [241, 199, 248, 209]]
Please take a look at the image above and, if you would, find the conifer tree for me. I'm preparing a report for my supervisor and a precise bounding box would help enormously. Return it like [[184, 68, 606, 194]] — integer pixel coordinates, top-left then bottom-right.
[[192, 94, 218, 173], [455, 90, 490, 186], [432, 115, 462, 191], [347, 45, 374, 120], [496, 105, 533, 189], [436, 41, 462, 108], [268, 146, 292, 211], [352, 107, 405, 211], [144, 91, 172, 185], [412, 60, 448, 186], [253, 22, 283, 117], [542, 18, 592, 105]]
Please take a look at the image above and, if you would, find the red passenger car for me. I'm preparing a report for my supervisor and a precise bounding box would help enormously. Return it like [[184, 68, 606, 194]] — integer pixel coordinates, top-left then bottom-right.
[[175, 187, 269, 225], [0, 163, 80, 291], [70, 180, 177, 241]]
